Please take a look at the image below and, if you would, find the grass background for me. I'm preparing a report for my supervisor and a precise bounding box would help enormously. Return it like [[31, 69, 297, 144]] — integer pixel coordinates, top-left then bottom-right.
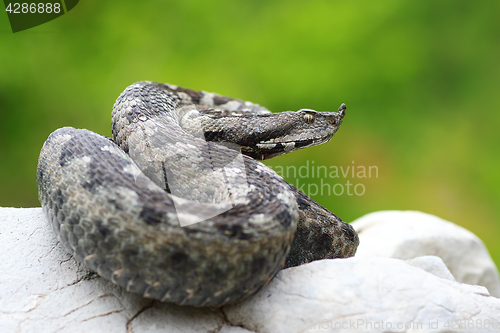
[[1, 1, 499, 268]]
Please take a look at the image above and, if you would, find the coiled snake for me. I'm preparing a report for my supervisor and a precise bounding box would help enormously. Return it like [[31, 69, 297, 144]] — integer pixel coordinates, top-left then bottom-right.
[[37, 81, 359, 307]]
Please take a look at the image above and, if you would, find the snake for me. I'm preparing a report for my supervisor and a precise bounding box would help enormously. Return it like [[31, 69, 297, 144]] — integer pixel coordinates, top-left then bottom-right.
[[36, 81, 359, 307]]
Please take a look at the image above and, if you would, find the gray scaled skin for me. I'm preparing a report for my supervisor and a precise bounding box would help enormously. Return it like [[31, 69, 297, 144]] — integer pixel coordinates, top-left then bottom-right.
[[36, 81, 359, 307]]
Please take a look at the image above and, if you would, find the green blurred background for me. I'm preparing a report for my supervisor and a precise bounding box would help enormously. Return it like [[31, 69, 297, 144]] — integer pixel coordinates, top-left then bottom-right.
[[1, 1, 499, 267]]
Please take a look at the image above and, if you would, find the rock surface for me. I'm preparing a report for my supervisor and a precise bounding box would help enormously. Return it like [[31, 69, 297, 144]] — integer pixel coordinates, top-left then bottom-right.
[[1, 207, 499, 333], [224, 257, 499, 333], [351, 210, 500, 297], [0, 208, 248, 333]]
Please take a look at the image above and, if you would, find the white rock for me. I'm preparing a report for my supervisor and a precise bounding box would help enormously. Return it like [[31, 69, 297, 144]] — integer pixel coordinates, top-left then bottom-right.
[[405, 255, 456, 281], [351, 210, 500, 297], [224, 257, 500, 333], [2, 207, 500, 333], [0, 208, 240, 333]]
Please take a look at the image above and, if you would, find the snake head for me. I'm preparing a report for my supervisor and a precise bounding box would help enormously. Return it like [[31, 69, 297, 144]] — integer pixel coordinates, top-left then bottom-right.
[[242, 103, 346, 160], [197, 102, 346, 160]]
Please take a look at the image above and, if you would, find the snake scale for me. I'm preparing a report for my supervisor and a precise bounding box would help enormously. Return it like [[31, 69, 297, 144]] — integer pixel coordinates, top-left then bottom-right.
[[37, 81, 359, 307]]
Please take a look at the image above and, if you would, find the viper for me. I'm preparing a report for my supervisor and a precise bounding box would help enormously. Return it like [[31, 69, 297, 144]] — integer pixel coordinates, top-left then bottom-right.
[[37, 81, 359, 307]]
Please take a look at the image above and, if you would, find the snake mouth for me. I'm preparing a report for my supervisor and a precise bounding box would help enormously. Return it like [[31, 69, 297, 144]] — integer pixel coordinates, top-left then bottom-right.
[[257, 138, 322, 150], [243, 136, 333, 160], [258, 131, 336, 149]]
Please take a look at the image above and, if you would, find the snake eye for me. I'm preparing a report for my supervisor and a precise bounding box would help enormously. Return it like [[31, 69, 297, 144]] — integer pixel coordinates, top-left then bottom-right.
[[303, 113, 315, 124]]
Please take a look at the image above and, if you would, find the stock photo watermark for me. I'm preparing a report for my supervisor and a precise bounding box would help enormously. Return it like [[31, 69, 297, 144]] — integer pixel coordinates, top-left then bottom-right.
[[268, 160, 379, 197], [308, 318, 500, 331], [3, 0, 79, 33]]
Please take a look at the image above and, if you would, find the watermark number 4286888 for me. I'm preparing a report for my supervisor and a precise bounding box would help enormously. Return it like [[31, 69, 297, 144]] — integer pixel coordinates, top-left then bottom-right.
[[3, 0, 79, 33], [6, 2, 61, 13]]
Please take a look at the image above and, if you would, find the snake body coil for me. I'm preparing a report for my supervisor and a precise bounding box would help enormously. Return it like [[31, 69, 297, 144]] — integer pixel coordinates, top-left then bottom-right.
[[37, 82, 358, 307]]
